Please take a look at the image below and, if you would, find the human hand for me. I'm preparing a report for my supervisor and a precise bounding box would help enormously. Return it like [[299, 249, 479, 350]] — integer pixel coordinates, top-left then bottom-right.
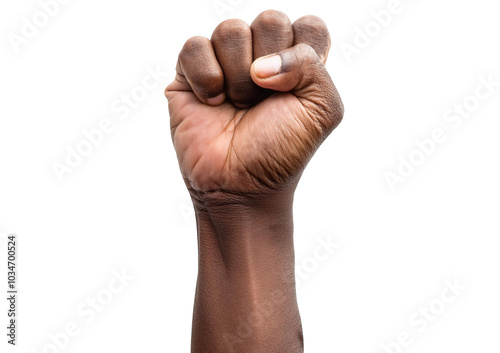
[[165, 10, 343, 197]]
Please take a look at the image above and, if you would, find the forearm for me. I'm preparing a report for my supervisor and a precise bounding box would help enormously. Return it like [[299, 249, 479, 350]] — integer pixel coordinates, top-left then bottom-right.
[[189, 186, 303, 353]]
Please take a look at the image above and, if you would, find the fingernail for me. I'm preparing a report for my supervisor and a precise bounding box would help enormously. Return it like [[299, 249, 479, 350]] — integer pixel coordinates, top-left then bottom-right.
[[206, 92, 225, 106], [253, 54, 282, 79]]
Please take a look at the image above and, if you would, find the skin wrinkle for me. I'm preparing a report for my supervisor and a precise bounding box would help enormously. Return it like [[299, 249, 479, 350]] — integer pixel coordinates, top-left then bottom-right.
[[232, 143, 270, 190], [197, 218, 228, 278], [224, 108, 273, 190], [251, 124, 287, 187], [223, 121, 238, 172]]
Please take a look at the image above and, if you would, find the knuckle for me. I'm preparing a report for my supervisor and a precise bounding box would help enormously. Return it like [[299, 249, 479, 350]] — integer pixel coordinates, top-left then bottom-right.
[[252, 10, 291, 29], [181, 36, 209, 57], [293, 15, 331, 54], [213, 19, 250, 41], [294, 15, 329, 36], [293, 16, 330, 61]]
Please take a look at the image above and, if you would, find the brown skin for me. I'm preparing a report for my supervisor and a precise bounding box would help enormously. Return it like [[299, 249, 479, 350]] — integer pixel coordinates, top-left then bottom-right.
[[165, 10, 344, 353]]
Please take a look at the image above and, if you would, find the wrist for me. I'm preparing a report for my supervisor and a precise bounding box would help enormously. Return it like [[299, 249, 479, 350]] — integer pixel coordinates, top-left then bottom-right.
[[191, 183, 297, 273], [189, 183, 304, 352], [193, 184, 297, 291]]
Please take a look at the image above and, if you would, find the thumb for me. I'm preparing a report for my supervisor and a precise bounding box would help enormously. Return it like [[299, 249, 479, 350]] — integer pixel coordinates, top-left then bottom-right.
[[250, 43, 344, 133]]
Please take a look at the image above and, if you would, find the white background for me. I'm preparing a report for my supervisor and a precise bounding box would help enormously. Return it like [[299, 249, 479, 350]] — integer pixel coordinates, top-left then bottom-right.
[[1, 0, 499, 352]]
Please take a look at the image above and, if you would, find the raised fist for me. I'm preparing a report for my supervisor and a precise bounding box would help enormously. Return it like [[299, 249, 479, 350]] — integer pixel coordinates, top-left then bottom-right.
[[165, 10, 343, 198]]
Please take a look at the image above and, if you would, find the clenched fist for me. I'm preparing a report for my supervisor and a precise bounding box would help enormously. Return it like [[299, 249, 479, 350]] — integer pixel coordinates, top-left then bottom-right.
[[166, 10, 343, 197], [165, 10, 344, 352]]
